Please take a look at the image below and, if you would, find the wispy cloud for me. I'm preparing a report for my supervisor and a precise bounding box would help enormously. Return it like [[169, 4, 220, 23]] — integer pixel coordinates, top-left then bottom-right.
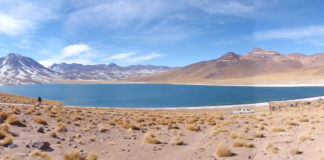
[[104, 52, 162, 63], [39, 44, 94, 67], [127, 53, 162, 63], [103, 52, 136, 61], [0, 0, 61, 37], [187, 0, 255, 16], [254, 25, 324, 46], [66, 0, 255, 27], [255, 25, 324, 40], [65, 0, 256, 42]]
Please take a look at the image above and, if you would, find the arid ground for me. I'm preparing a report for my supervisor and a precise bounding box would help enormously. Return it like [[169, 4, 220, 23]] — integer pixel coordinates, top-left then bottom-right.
[[0, 93, 323, 160]]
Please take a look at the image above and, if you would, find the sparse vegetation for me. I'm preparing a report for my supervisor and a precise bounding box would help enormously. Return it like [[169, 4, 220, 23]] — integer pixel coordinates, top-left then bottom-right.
[[33, 116, 48, 125], [264, 142, 278, 154], [0, 92, 322, 159], [171, 136, 184, 145], [5, 115, 25, 126], [271, 127, 285, 132], [232, 141, 254, 148], [298, 131, 312, 142], [185, 124, 200, 131], [215, 143, 233, 157], [30, 150, 52, 160], [144, 133, 161, 144], [290, 148, 302, 154]]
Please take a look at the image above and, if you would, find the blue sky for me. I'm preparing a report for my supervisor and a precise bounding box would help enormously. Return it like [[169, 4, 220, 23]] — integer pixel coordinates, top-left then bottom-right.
[[0, 0, 323, 67]]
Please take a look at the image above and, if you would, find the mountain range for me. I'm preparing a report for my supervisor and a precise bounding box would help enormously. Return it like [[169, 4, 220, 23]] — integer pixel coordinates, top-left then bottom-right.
[[0, 48, 323, 85], [49, 63, 171, 81], [0, 54, 171, 85], [134, 48, 324, 85]]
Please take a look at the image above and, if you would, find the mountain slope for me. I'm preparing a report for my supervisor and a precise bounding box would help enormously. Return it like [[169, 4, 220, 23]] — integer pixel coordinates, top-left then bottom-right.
[[135, 48, 324, 84], [0, 53, 59, 85], [49, 63, 171, 80]]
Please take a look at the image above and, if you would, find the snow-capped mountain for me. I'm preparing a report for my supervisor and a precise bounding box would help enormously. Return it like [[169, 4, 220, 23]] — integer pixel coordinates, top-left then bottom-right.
[[0, 53, 59, 85], [49, 63, 171, 80], [0, 53, 172, 85]]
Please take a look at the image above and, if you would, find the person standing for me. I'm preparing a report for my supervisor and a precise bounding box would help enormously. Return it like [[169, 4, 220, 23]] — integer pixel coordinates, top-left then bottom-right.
[[38, 97, 42, 106]]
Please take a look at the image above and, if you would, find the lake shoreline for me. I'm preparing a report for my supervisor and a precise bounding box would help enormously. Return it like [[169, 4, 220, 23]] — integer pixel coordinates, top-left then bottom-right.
[[66, 96, 324, 112], [55, 80, 324, 87]]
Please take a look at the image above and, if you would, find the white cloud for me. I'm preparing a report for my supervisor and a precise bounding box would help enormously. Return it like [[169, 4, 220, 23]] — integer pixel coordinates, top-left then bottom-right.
[[0, 13, 34, 36], [104, 52, 163, 63], [127, 53, 162, 63], [61, 44, 90, 58], [39, 60, 55, 68], [0, 0, 61, 36], [39, 44, 94, 67], [103, 52, 136, 61], [254, 25, 324, 46], [188, 0, 254, 16]]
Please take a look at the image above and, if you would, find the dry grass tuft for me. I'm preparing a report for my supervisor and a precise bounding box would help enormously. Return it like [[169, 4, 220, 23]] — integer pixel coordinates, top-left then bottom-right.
[[89, 137, 96, 142], [85, 152, 98, 160], [5, 115, 25, 127], [64, 150, 83, 160], [64, 150, 98, 160], [285, 121, 299, 126], [298, 131, 312, 142], [299, 118, 309, 122], [0, 155, 16, 160], [121, 121, 140, 130], [49, 130, 59, 138], [33, 117, 48, 125], [98, 126, 109, 132], [30, 150, 52, 160], [171, 136, 184, 145], [144, 133, 161, 144], [230, 132, 239, 139], [232, 141, 254, 148], [271, 127, 285, 132], [56, 123, 68, 133], [290, 148, 302, 154], [0, 112, 10, 120], [215, 143, 233, 157], [185, 124, 200, 131], [0, 124, 10, 133], [254, 132, 265, 138], [0, 130, 13, 147], [264, 142, 278, 154]]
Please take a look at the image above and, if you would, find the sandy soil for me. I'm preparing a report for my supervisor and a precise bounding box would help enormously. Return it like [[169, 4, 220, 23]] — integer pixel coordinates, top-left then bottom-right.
[[0, 93, 323, 160]]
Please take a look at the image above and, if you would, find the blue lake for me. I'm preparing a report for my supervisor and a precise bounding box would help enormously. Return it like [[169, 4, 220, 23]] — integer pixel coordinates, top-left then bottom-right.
[[0, 84, 323, 108]]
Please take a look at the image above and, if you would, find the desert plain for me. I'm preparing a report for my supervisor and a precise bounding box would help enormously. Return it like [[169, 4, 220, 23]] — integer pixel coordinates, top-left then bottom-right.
[[0, 93, 323, 160]]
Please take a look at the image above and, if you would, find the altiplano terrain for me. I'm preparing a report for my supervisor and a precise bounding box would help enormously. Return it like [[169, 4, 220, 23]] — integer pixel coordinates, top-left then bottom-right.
[[1, 48, 324, 86], [136, 48, 324, 85], [0, 93, 323, 160]]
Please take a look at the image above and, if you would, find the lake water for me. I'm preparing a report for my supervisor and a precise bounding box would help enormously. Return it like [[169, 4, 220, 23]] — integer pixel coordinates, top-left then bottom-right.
[[0, 84, 323, 108]]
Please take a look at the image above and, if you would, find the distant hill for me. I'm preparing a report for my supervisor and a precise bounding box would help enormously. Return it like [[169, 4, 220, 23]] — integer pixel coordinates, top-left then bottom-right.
[[134, 48, 324, 85], [49, 63, 171, 81]]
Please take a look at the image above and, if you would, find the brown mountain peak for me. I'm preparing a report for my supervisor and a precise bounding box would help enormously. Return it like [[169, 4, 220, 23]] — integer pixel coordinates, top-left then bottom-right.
[[218, 52, 240, 61], [250, 48, 280, 56]]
